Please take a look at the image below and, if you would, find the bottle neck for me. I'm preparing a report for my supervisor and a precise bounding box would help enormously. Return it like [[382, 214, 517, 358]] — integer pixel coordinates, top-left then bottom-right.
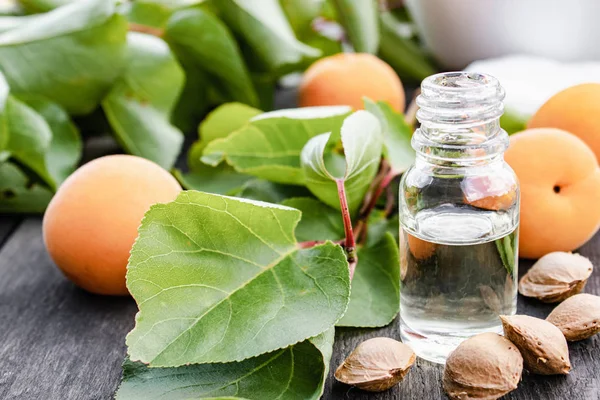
[[412, 72, 508, 167]]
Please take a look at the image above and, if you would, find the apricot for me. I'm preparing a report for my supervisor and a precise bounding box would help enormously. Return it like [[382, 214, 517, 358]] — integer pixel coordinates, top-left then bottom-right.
[[43, 155, 181, 295], [528, 83, 600, 161], [299, 53, 405, 112], [407, 233, 437, 260], [504, 128, 600, 259]]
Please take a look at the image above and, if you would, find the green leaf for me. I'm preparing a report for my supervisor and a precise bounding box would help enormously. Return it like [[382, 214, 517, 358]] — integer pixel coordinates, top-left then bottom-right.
[[378, 11, 437, 82], [214, 0, 320, 72], [500, 111, 528, 135], [330, 0, 379, 53], [173, 163, 252, 195], [236, 180, 312, 204], [337, 233, 400, 327], [176, 103, 262, 193], [165, 8, 259, 107], [202, 106, 352, 185], [301, 110, 383, 213], [18, 95, 81, 186], [18, 0, 73, 13], [126, 191, 350, 366], [116, 329, 334, 400], [363, 98, 415, 173], [366, 211, 399, 247], [125, 0, 173, 28], [169, 52, 212, 133], [281, 197, 343, 242], [0, 0, 128, 114], [102, 32, 184, 169], [2, 96, 54, 188], [200, 102, 262, 146], [280, 0, 325, 35], [0, 162, 53, 213]]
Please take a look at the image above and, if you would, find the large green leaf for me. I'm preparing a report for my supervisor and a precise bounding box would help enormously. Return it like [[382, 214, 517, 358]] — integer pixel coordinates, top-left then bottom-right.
[[126, 191, 350, 366], [364, 98, 415, 174], [214, 0, 320, 72], [330, 0, 378, 53], [116, 329, 334, 400], [281, 197, 343, 242], [202, 106, 352, 185], [300, 110, 383, 213], [102, 32, 184, 169], [0, 162, 53, 213], [0, 0, 127, 114], [165, 8, 258, 107], [337, 233, 400, 327], [378, 11, 436, 82], [18, 95, 81, 186]]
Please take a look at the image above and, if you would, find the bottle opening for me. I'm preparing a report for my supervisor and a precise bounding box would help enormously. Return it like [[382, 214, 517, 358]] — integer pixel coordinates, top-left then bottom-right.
[[413, 72, 508, 164]]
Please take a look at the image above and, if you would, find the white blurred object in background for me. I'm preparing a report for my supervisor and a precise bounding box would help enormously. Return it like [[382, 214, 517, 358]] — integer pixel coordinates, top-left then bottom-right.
[[406, 0, 600, 69], [466, 56, 600, 117]]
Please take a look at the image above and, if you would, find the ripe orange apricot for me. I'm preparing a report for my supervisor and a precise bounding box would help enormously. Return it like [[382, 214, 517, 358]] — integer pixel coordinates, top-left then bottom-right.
[[528, 83, 600, 161], [43, 155, 181, 295], [407, 233, 437, 260], [504, 128, 600, 259], [299, 53, 405, 112]]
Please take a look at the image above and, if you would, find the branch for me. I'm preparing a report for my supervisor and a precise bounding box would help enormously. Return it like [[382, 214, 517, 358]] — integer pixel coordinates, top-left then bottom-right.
[[128, 23, 164, 38], [405, 88, 421, 128], [336, 179, 357, 279]]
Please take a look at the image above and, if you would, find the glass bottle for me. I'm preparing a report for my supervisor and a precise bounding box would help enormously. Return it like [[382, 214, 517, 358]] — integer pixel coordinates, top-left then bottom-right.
[[399, 72, 519, 364]]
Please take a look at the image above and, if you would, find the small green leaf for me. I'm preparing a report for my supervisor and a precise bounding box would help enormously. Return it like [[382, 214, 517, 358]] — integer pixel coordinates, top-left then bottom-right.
[[165, 8, 259, 107], [366, 211, 399, 247], [17, 0, 73, 13], [0, 0, 127, 114], [331, 0, 379, 53], [236, 180, 312, 204], [173, 164, 252, 195], [199, 102, 262, 146], [176, 103, 262, 193], [214, 0, 320, 72], [0, 162, 53, 213], [280, 0, 326, 35], [18, 95, 81, 186], [116, 329, 334, 400], [337, 233, 400, 327], [126, 191, 350, 366], [3, 96, 53, 188], [170, 53, 212, 133], [281, 197, 343, 242], [363, 98, 415, 173], [202, 106, 352, 185], [500, 111, 528, 135], [301, 110, 383, 213], [378, 11, 437, 82], [102, 32, 184, 169]]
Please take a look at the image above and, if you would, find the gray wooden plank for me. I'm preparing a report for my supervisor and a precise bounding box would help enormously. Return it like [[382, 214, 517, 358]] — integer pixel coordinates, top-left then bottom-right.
[[0, 216, 20, 249], [0, 218, 137, 400], [324, 234, 600, 399], [0, 220, 599, 399]]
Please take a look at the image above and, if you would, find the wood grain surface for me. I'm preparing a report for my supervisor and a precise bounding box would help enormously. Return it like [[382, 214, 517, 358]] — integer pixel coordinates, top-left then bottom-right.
[[0, 217, 598, 399]]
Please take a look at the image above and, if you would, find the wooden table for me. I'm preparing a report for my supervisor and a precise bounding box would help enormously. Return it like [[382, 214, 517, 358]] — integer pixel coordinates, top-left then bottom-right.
[[0, 214, 598, 400]]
